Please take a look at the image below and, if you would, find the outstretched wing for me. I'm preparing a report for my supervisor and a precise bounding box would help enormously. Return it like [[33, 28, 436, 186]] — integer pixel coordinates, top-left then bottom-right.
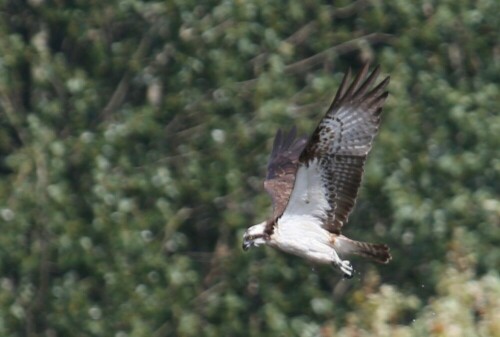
[[285, 64, 390, 234], [264, 127, 308, 222]]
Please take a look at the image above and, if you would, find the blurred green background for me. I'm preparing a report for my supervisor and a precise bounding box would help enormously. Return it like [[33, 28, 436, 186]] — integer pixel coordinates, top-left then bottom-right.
[[1, 0, 500, 336]]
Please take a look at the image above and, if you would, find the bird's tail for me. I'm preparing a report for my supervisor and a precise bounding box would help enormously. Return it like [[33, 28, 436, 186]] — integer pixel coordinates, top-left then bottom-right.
[[334, 235, 391, 264]]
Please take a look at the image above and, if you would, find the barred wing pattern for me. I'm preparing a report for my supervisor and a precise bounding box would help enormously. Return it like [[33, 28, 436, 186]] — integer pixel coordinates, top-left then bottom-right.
[[298, 64, 390, 233]]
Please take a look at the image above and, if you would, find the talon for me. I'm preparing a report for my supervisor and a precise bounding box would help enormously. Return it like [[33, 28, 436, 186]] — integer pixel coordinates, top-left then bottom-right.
[[340, 260, 353, 278], [332, 251, 354, 278], [343, 272, 354, 279]]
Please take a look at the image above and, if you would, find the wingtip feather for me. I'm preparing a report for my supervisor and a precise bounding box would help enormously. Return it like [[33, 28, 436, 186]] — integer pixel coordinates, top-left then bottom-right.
[[329, 67, 352, 110], [343, 63, 370, 99]]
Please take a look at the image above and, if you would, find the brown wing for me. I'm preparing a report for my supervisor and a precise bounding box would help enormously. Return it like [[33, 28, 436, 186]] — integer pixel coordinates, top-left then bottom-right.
[[264, 127, 308, 222], [299, 64, 390, 234]]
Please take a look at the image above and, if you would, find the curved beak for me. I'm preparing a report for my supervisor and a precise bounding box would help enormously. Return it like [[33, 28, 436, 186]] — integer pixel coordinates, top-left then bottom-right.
[[242, 240, 252, 251]]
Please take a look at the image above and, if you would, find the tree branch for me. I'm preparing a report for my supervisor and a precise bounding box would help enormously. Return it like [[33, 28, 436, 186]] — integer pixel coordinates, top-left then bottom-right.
[[284, 33, 395, 75]]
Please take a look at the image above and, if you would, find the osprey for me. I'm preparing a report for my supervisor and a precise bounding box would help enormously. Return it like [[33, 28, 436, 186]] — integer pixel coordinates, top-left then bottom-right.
[[242, 64, 392, 278]]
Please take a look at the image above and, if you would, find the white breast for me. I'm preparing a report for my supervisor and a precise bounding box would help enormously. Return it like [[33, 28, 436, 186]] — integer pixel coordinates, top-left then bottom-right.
[[272, 214, 334, 264], [269, 158, 335, 264]]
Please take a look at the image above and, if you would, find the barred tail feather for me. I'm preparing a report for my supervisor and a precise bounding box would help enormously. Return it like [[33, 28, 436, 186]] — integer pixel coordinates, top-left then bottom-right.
[[334, 235, 392, 264]]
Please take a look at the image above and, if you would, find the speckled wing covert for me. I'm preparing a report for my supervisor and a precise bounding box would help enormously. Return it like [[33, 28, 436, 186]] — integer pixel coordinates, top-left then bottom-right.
[[298, 64, 390, 233]]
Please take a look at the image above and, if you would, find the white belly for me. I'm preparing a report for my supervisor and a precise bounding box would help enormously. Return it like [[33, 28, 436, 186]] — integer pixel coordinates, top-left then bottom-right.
[[271, 215, 334, 264]]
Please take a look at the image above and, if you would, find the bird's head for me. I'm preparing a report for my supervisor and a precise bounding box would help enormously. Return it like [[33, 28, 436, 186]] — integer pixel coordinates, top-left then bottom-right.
[[242, 222, 268, 251]]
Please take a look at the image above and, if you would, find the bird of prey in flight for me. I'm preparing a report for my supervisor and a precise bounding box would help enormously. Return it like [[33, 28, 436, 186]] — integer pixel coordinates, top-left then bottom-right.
[[242, 64, 391, 278]]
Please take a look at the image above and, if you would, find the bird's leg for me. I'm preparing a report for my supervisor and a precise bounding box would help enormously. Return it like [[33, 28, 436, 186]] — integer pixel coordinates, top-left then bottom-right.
[[340, 260, 354, 279], [332, 249, 354, 279]]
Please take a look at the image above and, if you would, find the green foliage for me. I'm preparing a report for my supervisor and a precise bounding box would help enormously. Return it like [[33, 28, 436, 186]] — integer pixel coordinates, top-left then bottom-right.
[[0, 0, 499, 336]]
